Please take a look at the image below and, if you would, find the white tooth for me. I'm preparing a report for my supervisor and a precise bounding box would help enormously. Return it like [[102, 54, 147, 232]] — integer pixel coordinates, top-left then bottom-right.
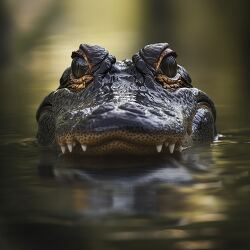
[[165, 142, 169, 147], [67, 144, 73, 153], [60, 145, 66, 154], [178, 146, 183, 152], [81, 144, 87, 152], [169, 143, 175, 154], [156, 144, 163, 153]]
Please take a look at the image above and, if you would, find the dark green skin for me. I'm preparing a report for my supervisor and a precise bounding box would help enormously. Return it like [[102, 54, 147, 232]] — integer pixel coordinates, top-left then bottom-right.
[[36, 43, 216, 155]]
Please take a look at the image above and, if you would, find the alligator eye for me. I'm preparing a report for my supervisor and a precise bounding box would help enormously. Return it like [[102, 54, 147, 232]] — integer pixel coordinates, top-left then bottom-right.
[[71, 57, 89, 78], [160, 55, 177, 78]]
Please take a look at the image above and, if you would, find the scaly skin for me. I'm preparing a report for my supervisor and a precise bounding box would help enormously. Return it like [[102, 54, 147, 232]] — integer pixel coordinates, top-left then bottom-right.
[[36, 43, 216, 155]]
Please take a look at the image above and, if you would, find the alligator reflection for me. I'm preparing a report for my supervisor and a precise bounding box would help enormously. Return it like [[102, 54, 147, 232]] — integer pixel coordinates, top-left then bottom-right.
[[38, 148, 214, 218]]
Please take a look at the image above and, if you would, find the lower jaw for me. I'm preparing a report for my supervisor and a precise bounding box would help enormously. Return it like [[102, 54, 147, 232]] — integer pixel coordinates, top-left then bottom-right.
[[56, 133, 191, 155], [63, 141, 184, 155]]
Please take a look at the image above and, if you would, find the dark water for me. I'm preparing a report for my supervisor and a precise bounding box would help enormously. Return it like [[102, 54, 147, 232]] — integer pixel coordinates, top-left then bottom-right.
[[1, 126, 250, 250], [1, 0, 250, 249]]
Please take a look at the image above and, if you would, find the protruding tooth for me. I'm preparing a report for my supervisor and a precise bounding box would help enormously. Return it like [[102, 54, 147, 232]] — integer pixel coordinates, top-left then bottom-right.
[[81, 144, 87, 152], [67, 144, 73, 153], [169, 143, 175, 154], [178, 146, 183, 152], [165, 142, 169, 147], [156, 144, 163, 153], [60, 145, 66, 154]]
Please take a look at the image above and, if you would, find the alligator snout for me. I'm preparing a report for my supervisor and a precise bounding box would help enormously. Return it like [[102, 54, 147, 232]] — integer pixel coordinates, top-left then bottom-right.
[[55, 99, 193, 155]]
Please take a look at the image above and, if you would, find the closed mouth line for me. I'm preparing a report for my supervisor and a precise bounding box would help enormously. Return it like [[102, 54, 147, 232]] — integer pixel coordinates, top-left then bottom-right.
[[56, 131, 191, 155]]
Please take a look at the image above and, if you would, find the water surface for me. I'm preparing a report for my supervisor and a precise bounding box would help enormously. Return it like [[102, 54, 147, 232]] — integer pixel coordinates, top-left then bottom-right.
[[1, 127, 250, 250]]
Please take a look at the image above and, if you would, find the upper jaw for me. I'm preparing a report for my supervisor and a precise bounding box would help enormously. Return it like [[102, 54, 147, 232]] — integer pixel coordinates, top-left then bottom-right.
[[52, 88, 202, 155], [55, 110, 193, 155]]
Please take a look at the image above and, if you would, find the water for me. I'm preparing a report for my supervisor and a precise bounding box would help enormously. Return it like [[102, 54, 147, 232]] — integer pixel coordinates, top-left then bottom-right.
[[1, 0, 250, 249], [1, 130, 250, 250]]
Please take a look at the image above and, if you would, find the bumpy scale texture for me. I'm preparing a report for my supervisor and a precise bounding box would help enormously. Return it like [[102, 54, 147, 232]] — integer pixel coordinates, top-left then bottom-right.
[[36, 43, 216, 155]]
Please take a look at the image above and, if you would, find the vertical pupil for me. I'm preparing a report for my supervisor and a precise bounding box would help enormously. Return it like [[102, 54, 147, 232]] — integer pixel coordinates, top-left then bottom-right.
[[71, 57, 88, 78], [160, 55, 177, 78]]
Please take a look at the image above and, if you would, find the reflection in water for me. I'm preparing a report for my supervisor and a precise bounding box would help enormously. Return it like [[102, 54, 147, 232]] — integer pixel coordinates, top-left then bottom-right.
[[41, 154, 196, 217], [1, 133, 250, 249]]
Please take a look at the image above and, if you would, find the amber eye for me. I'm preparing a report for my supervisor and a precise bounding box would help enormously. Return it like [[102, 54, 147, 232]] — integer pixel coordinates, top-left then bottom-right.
[[160, 55, 177, 78], [71, 57, 89, 78]]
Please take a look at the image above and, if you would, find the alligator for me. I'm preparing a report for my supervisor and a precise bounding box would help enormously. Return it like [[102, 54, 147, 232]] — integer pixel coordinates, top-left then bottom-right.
[[36, 43, 216, 155]]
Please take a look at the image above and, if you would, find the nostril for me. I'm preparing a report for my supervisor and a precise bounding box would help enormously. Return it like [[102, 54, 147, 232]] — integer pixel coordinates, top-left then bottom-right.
[[91, 104, 114, 115], [119, 103, 145, 115]]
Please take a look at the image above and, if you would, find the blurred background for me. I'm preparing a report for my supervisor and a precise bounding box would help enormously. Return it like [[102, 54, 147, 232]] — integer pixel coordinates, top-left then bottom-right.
[[1, 1, 250, 250], [0, 0, 250, 136]]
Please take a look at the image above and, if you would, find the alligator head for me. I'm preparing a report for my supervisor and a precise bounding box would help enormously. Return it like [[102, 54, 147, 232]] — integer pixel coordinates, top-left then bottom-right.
[[36, 43, 216, 155]]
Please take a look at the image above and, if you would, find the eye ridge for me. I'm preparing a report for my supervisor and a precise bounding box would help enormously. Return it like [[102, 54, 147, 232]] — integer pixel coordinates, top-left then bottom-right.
[[67, 57, 93, 91], [160, 55, 177, 78], [71, 57, 89, 78]]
